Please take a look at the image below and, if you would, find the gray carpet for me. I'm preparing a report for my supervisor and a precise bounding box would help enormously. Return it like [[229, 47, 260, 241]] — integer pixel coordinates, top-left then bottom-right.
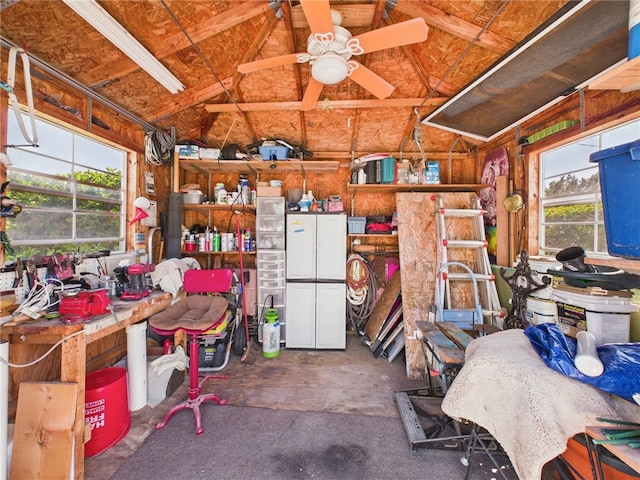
[[110, 404, 518, 480]]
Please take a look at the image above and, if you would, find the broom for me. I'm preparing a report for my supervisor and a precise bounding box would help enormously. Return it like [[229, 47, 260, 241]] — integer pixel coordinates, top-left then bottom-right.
[[237, 217, 258, 364]]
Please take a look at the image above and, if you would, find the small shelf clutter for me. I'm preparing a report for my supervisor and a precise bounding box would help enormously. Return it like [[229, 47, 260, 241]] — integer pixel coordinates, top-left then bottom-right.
[[180, 159, 341, 175], [183, 204, 256, 212], [346, 183, 491, 193]]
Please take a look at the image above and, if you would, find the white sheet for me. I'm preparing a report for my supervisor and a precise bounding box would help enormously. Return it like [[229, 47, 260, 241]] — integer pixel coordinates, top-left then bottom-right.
[[441, 329, 640, 480]]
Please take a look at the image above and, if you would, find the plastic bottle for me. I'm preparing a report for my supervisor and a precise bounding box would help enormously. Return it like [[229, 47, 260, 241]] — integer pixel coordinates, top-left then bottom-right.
[[299, 193, 310, 212], [213, 227, 221, 252], [244, 228, 252, 252], [204, 226, 211, 251], [217, 186, 227, 204], [214, 183, 224, 204], [241, 179, 250, 205]]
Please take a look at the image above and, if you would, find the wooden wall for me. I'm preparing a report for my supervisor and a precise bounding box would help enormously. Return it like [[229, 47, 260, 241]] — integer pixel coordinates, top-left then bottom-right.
[[476, 88, 640, 267]]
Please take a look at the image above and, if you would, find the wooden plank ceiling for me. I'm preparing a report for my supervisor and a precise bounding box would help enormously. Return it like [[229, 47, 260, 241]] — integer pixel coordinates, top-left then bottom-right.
[[0, 0, 571, 159]]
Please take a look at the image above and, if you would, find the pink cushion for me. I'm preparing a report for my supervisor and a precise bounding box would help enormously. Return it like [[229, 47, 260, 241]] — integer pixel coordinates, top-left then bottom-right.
[[149, 295, 228, 335]]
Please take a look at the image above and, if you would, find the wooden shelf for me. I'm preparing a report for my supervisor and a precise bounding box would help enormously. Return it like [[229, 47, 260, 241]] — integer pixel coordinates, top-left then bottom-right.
[[588, 56, 640, 93], [348, 234, 398, 239], [585, 256, 640, 275], [183, 203, 256, 213], [182, 251, 256, 256], [346, 183, 491, 194], [179, 159, 341, 175]]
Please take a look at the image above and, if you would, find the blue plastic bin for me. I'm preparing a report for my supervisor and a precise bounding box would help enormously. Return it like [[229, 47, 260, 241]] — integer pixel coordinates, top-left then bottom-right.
[[259, 145, 289, 160], [589, 139, 640, 259]]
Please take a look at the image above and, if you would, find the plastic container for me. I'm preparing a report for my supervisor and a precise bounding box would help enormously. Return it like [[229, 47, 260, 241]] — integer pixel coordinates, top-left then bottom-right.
[[347, 217, 366, 234], [589, 139, 640, 259], [380, 157, 396, 184], [525, 297, 557, 326], [629, 0, 640, 59], [550, 286, 637, 344], [84, 367, 131, 458], [259, 145, 289, 160]]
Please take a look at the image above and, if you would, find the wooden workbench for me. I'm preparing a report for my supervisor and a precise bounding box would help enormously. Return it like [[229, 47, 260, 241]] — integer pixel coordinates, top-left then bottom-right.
[[584, 425, 640, 478], [1, 290, 174, 480]]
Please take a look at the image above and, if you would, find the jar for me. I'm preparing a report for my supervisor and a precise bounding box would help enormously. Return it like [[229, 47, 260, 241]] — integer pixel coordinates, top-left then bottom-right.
[[216, 186, 227, 204], [214, 183, 225, 204]]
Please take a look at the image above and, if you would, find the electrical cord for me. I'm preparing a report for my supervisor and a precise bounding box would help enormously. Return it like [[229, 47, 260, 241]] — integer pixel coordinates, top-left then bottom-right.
[[0, 330, 84, 368], [14, 277, 63, 318], [346, 254, 377, 334], [144, 127, 176, 166]]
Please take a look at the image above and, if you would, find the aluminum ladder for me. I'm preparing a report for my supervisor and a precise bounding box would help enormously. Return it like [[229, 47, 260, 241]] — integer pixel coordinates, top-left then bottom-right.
[[433, 195, 504, 329]]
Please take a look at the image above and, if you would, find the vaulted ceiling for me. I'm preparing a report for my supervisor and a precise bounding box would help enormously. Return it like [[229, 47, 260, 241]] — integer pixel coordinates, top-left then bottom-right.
[[0, 0, 628, 160]]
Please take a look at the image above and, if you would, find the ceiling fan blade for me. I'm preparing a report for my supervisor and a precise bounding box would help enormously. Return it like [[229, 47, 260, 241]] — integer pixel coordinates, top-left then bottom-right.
[[347, 61, 394, 99], [348, 18, 429, 55], [300, 0, 334, 35], [300, 78, 324, 111], [238, 53, 307, 74]]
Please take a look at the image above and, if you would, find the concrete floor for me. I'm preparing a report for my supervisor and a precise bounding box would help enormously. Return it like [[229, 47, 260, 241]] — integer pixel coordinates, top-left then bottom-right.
[[83, 333, 527, 480]]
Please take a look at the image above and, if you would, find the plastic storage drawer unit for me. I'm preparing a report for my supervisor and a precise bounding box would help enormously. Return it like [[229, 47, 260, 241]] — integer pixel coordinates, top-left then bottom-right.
[[589, 139, 640, 259]]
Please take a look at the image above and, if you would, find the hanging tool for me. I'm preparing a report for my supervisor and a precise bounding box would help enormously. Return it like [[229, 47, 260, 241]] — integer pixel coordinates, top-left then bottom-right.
[[45, 257, 57, 284], [12, 257, 23, 288], [25, 259, 36, 290]]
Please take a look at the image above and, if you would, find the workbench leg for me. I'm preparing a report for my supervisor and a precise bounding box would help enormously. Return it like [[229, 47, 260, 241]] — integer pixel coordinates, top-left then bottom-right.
[[61, 331, 86, 480], [584, 432, 605, 480]]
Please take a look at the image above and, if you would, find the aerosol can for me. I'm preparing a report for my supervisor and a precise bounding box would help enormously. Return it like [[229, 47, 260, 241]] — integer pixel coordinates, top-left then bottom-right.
[[262, 307, 280, 358]]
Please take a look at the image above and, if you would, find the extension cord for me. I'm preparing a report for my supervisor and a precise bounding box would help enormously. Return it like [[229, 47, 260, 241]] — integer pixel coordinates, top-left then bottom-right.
[[23, 306, 43, 320]]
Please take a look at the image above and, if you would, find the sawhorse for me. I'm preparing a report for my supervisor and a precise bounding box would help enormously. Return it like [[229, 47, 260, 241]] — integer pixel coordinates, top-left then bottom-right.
[[395, 321, 511, 479]]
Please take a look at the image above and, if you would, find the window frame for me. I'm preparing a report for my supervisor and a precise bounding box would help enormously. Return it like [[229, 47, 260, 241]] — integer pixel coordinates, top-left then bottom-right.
[[528, 116, 640, 262], [4, 107, 131, 258]]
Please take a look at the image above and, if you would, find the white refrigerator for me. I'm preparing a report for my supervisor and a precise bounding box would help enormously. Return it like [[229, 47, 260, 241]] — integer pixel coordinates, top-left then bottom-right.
[[286, 213, 346, 349]]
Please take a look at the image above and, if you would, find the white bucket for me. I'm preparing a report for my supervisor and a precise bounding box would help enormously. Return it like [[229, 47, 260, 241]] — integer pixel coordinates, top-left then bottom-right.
[[551, 287, 637, 345], [525, 297, 557, 325]]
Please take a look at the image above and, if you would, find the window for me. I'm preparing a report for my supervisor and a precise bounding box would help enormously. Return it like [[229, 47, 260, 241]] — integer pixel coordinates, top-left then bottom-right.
[[539, 119, 640, 257], [5, 109, 127, 260]]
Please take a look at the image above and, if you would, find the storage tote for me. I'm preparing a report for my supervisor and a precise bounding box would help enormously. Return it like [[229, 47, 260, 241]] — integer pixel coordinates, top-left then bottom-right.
[[589, 139, 640, 259]]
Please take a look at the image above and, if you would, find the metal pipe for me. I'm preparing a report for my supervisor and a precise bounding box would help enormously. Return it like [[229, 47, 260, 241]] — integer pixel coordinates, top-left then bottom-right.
[[0, 37, 157, 131]]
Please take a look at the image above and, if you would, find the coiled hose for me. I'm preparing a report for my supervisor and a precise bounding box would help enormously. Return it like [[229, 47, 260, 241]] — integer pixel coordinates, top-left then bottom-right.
[[346, 254, 377, 335]]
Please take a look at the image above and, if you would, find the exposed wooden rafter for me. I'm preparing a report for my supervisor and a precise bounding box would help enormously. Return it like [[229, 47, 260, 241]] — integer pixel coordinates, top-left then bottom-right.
[[394, 1, 515, 54], [204, 97, 447, 112]]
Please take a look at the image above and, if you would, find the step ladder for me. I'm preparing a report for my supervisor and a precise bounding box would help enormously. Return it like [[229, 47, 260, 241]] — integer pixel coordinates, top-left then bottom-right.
[[433, 195, 504, 329]]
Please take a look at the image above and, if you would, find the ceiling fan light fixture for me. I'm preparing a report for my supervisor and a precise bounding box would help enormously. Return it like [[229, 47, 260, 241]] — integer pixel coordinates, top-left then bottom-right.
[[330, 9, 342, 26], [311, 53, 348, 85]]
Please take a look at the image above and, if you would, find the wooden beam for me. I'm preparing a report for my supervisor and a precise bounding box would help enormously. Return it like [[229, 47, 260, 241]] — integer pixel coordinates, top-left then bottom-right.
[[395, 2, 515, 54], [204, 97, 447, 112], [152, 3, 271, 59], [144, 77, 234, 121], [291, 4, 377, 29], [86, 2, 270, 88]]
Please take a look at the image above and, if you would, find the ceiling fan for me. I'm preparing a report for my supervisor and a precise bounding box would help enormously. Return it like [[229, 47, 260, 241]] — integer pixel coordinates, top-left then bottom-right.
[[237, 0, 429, 111]]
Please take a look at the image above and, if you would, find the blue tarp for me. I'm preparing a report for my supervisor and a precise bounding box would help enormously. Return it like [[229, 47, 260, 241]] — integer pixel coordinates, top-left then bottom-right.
[[524, 323, 640, 404]]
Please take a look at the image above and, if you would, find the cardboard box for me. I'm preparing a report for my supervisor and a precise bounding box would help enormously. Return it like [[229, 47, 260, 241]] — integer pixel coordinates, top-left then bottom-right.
[[423, 161, 440, 184], [176, 145, 199, 159], [257, 186, 282, 197], [199, 148, 220, 160]]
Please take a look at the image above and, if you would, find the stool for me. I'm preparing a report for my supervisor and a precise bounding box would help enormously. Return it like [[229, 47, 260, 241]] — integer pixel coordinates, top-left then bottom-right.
[[149, 269, 236, 434]]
